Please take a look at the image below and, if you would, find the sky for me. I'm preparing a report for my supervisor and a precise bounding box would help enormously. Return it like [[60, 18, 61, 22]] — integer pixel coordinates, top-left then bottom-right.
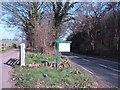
[[0, 4, 19, 40], [0, 1, 119, 40], [0, 0, 119, 2], [0, 24, 17, 40]]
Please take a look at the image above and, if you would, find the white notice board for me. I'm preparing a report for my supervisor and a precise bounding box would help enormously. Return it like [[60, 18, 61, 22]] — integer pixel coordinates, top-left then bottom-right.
[[59, 43, 70, 52]]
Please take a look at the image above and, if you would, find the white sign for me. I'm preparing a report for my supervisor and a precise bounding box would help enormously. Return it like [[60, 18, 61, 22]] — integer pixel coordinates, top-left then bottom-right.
[[20, 43, 25, 66], [59, 43, 71, 52]]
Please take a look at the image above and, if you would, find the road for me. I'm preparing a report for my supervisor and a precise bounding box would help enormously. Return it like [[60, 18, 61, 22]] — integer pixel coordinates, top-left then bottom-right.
[[62, 52, 120, 88], [0, 49, 19, 89]]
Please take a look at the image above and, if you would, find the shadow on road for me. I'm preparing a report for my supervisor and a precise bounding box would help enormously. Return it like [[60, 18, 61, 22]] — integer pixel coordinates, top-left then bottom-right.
[[61, 52, 75, 56], [4, 58, 20, 66]]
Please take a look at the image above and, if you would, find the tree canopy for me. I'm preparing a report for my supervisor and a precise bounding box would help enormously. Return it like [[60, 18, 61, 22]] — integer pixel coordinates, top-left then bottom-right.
[[1, 2, 120, 55]]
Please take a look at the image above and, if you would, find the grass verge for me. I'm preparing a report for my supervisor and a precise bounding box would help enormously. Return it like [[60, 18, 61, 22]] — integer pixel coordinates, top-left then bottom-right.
[[0, 46, 14, 53], [12, 52, 96, 88]]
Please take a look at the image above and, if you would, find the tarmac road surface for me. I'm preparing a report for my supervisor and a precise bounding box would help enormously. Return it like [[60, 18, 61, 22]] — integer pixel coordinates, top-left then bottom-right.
[[0, 49, 19, 89], [62, 52, 120, 88]]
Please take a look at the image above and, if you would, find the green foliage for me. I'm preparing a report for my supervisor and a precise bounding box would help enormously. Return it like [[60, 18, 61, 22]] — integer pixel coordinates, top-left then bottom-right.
[[14, 66, 93, 88], [25, 52, 64, 65], [13, 52, 94, 88]]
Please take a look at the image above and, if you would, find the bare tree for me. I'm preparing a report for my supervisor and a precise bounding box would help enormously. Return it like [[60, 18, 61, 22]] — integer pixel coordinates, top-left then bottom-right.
[[71, 2, 117, 50], [67, 2, 120, 58], [1, 2, 44, 48], [1, 2, 78, 54], [51, 2, 77, 40]]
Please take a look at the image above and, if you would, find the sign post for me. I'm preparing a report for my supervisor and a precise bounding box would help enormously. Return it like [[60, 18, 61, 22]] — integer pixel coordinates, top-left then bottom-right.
[[20, 43, 25, 66], [56, 42, 59, 70], [56, 41, 72, 70]]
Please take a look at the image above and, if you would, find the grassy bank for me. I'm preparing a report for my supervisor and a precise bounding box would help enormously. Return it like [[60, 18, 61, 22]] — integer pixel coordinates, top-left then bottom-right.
[[12, 52, 96, 88]]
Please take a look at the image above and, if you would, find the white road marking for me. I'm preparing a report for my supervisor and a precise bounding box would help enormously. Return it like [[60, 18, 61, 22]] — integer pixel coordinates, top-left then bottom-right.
[[102, 59, 119, 64], [99, 64, 120, 73], [82, 59, 90, 62], [88, 56, 119, 65], [80, 66, 94, 74], [88, 57, 94, 58]]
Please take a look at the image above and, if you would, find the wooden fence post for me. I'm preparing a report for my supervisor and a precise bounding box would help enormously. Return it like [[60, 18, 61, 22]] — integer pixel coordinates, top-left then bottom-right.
[[20, 43, 25, 66]]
